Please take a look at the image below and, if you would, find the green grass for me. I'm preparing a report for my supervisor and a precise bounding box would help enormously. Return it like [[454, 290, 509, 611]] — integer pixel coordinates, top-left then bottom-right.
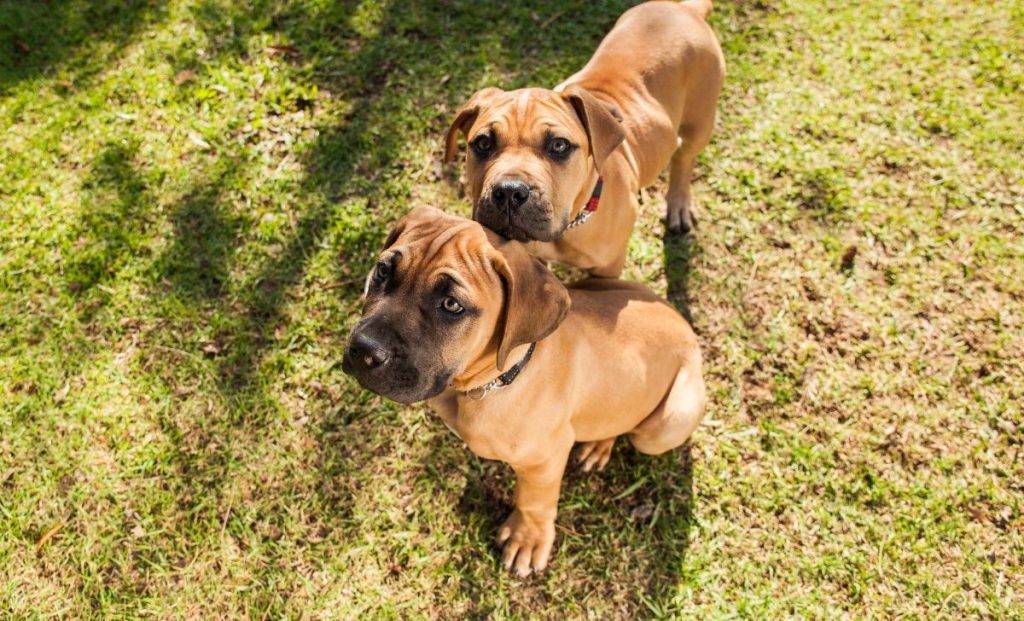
[[1, 0, 1022, 617]]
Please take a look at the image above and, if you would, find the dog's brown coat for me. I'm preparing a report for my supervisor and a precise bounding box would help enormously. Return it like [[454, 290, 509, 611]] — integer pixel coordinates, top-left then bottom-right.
[[446, 0, 725, 276]]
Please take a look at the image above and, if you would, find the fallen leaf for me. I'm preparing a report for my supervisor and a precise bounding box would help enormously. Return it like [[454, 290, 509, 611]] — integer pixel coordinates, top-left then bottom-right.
[[131, 525, 145, 539], [188, 132, 211, 150], [174, 69, 197, 85], [631, 502, 654, 520], [840, 245, 857, 271], [14, 38, 31, 54], [265, 44, 300, 57], [35, 522, 65, 551], [201, 342, 222, 356], [53, 382, 70, 404]]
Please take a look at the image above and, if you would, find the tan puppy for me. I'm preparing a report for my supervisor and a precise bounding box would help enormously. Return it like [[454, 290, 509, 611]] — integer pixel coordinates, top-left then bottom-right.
[[343, 207, 706, 576], [444, 0, 725, 277]]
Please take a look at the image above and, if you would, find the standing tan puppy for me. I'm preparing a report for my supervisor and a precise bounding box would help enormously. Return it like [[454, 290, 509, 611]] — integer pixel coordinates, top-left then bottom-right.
[[444, 0, 724, 277], [343, 207, 706, 576]]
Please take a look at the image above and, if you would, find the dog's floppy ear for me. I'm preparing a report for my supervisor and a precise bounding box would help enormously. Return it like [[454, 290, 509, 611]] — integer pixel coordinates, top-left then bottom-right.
[[444, 87, 503, 163], [562, 84, 626, 171], [492, 241, 571, 371]]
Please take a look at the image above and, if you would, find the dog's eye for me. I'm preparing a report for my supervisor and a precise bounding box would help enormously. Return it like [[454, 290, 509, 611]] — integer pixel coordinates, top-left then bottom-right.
[[373, 262, 390, 285], [471, 134, 493, 157], [547, 137, 574, 159], [441, 296, 464, 314]]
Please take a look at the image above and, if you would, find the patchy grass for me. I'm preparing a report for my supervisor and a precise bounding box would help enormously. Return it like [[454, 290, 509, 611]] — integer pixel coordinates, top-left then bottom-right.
[[1, 0, 1022, 618]]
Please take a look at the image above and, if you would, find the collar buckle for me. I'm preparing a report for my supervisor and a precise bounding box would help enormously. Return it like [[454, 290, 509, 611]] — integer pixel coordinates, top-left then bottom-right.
[[460, 342, 537, 401]]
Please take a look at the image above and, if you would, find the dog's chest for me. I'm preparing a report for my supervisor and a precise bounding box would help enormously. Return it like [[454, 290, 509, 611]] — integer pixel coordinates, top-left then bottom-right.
[[439, 402, 531, 463]]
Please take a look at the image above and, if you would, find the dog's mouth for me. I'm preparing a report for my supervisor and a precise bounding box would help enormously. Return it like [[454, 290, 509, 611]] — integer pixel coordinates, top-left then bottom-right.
[[342, 341, 454, 404], [496, 223, 533, 242], [476, 200, 561, 243]]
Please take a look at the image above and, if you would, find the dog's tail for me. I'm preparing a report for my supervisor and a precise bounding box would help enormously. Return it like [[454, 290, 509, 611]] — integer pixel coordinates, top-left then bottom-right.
[[681, 0, 713, 20]]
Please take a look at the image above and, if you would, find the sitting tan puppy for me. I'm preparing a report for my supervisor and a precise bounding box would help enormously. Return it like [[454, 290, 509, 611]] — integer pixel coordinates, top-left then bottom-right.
[[343, 207, 706, 576], [444, 0, 725, 277]]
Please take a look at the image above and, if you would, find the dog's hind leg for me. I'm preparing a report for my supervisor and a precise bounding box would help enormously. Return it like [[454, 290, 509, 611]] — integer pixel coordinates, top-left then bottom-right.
[[575, 437, 615, 472], [665, 119, 714, 235], [628, 360, 706, 455]]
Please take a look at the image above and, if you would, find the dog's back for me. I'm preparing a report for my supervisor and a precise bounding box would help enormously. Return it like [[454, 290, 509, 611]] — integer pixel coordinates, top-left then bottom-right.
[[566, 277, 698, 367]]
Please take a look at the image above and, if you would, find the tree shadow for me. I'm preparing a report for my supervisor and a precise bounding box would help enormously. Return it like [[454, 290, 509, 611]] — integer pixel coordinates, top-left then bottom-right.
[[65, 139, 158, 320], [153, 159, 246, 300], [0, 0, 165, 93]]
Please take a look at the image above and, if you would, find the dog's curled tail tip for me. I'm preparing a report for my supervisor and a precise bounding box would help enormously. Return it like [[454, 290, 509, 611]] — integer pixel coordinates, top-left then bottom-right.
[[682, 0, 713, 19]]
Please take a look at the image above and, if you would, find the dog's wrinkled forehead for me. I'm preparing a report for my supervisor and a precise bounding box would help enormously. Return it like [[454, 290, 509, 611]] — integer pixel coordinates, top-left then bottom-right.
[[473, 89, 582, 139], [384, 210, 501, 290]]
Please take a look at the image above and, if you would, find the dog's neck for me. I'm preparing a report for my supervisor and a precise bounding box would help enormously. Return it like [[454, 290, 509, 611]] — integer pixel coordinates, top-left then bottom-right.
[[568, 167, 602, 223], [450, 342, 535, 395]]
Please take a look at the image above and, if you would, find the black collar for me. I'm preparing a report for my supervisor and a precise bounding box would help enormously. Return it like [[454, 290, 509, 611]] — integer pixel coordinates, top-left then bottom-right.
[[461, 343, 536, 400]]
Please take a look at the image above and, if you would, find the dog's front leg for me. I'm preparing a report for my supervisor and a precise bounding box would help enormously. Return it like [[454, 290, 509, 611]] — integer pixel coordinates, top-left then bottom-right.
[[497, 431, 574, 577]]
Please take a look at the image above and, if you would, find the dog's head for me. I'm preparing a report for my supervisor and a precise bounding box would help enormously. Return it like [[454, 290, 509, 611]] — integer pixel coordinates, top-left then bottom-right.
[[444, 86, 625, 242], [342, 206, 571, 404]]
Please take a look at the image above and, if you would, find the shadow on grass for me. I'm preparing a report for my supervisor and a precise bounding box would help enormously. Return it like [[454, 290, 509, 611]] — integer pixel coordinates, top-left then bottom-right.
[[0, 0, 165, 92], [154, 160, 246, 300]]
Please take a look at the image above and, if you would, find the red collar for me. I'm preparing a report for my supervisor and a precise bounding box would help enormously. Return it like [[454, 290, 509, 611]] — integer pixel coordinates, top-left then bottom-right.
[[566, 176, 603, 230]]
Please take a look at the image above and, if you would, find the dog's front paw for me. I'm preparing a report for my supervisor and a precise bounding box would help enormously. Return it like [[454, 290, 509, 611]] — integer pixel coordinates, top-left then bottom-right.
[[496, 509, 556, 577]]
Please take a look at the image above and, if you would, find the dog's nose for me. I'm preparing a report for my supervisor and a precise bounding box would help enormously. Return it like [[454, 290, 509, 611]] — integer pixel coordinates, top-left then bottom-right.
[[491, 179, 531, 210], [347, 333, 390, 370]]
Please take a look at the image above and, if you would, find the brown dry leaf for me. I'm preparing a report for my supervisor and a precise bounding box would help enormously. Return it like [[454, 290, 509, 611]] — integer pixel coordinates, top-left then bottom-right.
[[631, 502, 654, 520], [201, 342, 222, 356], [14, 38, 31, 54], [35, 522, 65, 551], [174, 69, 197, 85], [265, 44, 300, 57], [840, 245, 858, 271], [968, 507, 990, 523]]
